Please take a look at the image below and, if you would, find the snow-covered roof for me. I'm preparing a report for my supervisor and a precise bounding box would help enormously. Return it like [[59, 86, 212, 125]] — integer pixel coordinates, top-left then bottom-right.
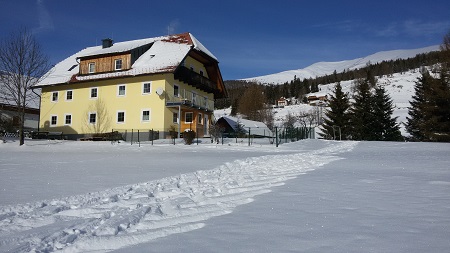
[[35, 33, 217, 87], [220, 116, 273, 137]]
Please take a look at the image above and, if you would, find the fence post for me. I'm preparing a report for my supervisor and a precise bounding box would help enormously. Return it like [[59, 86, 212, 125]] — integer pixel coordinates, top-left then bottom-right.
[[248, 127, 251, 146], [138, 130, 140, 147], [125, 130, 127, 142], [151, 129, 154, 146], [197, 130, 199, 145], [276, 127, 278, 147], [131, 129, 133, 145]]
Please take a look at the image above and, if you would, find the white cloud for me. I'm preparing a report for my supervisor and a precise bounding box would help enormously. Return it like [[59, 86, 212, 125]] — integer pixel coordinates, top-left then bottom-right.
[[33, 0, 54, 34], [376, 20, 450, 38]]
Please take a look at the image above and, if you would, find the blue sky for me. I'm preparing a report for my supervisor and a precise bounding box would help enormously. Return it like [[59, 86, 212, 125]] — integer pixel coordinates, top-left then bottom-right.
[[1, 0, 449, 80]]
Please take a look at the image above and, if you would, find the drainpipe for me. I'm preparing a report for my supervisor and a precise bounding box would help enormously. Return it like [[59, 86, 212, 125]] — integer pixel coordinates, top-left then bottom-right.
[[178, 105, 181, 138], [31, 88, 41, 132]]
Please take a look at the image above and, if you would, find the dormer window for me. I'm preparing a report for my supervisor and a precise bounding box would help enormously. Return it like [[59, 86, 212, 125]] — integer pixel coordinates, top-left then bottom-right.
[[115, 59, 122, 71], [88, 62, 95, 73]]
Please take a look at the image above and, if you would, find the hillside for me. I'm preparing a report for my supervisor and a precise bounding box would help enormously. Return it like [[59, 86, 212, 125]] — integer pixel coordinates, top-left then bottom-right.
[[216, 68, 423, 136], [243, 45, 439, 84]]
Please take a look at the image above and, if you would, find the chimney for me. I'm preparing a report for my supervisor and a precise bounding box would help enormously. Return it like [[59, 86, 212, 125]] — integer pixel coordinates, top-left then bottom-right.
[[102, 38, 113, 49]]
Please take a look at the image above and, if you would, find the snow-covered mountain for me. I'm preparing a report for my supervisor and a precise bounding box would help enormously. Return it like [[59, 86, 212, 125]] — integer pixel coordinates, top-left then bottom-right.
[[243, 45, 439, 84]]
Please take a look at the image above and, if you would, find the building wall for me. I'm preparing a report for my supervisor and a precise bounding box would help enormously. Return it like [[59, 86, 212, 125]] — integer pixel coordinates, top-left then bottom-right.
[[183, 56, 209, 78], [40, 74, 168, 135], [39, 73, 215, 138]]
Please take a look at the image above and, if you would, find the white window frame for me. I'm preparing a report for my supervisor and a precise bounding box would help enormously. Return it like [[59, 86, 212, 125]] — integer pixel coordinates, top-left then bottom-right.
[[66, 90, 73, 101], [174, 84, 179, 97], [64, 114, 72, 126], [88, 62, 95, 73], [141, 109, 151, 123], [88, 112, 97, 125], [173, 112, 179, 124], [117, 111, 125, 124], [51, 91, 58, 102], [50, 115, 57, 126], [117, 84, 126, 97], [142, 82, 151, 94], [185, 112, 193, 123], [90, 87, 98, 99], [114, 59, 122, 71]]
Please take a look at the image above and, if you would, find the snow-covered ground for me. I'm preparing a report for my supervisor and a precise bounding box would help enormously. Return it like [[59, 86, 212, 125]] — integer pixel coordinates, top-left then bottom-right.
[[1, 139, 449, 252]]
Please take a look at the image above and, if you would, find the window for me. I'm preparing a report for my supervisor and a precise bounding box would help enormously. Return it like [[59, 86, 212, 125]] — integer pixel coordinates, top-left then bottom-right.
[[190, 66, 194, 71], [88, 62, 95, 73], [65, 114, 72, 125], [89, 113, 96, 124], [117, 111, 125, 123], [52, 92, 58, 102], [50, 115, 57, 126], [174, 84, 179, 97], [115, 59, 122, 71], [173, 112, 178, 124], [185, 112, 193, 123], [200, 70, 204, 76], [118, 85, 126, 96], [142, 82, 151, 94], [90, 87, 98, 98], [142, 110, 150, 122], [66, 90, 73, 101], [198, 113, 202, 124]]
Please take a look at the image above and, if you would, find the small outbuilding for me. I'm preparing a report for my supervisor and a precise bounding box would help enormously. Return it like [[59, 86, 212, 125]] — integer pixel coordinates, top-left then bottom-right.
[[216, 116, 273, 137]]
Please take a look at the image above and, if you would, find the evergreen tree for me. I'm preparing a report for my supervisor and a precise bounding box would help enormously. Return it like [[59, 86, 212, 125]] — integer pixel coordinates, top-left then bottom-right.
[[372, 86, 403, 141], [349, 77, 376, 140], [405, 70, 432, 141], [319, 82, 351, 140], [406, 32, 450, 142]]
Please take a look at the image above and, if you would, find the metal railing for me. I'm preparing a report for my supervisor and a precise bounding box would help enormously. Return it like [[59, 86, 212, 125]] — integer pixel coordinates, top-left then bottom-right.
[[165, 90, 214, 111]]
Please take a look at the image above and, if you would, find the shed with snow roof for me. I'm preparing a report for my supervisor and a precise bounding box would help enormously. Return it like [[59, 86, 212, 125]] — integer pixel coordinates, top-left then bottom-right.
[[216, 116, 273, 137]]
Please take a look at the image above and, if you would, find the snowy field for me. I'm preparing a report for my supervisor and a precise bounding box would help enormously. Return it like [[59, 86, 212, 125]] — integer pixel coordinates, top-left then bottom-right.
[[1, 139, 449, 252]]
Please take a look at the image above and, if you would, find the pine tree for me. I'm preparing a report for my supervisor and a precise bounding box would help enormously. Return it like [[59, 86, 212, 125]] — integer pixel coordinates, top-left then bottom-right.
[[372, 86, 403, 141], [422, 73, 450, 141], [406, 31, 450, 142], [405, 70, 432, 141], [349, 77, 376, 140], [319, 82, 351, 140]]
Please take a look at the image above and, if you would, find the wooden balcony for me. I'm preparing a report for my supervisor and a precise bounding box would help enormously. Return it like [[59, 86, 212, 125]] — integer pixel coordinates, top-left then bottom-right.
[[174, 66, 217, 94]]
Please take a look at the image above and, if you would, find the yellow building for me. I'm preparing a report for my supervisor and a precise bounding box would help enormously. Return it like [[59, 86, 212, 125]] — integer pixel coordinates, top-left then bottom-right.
[[34, 33, 226, 140]]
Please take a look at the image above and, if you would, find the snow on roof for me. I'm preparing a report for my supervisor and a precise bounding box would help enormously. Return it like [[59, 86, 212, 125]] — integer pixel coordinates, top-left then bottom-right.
[[35, 33, 216, 87], [221, 116, 273, 137]]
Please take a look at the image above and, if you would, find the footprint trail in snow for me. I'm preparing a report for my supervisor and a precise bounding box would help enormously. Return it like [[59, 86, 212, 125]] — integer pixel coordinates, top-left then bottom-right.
[[0, 141, 357, 252]]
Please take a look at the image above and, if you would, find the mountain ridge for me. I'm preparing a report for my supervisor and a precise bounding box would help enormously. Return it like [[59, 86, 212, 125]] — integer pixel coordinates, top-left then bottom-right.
[[242, 45, 440, 84]]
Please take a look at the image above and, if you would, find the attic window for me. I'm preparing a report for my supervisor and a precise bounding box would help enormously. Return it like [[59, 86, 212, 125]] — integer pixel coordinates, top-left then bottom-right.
[[115, 59, 122, 71], [88, 63, 95, 73], [68, 64, 77, 71]]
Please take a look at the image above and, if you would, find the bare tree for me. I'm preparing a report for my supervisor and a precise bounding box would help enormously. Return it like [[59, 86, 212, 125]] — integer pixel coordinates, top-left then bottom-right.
[[0, 27, 50, 145], [83, 98, 112, 136], [297, 110, 317, 137]]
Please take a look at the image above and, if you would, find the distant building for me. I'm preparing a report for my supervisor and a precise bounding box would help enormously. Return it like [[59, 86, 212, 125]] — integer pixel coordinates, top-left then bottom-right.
[[277, 97, 288, 107], [307, 95, 328, 106], [34, 33, 226, 140]]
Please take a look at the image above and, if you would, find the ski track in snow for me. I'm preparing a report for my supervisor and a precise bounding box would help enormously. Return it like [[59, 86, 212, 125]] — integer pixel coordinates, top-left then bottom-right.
[[0, 141, 357, 253]]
